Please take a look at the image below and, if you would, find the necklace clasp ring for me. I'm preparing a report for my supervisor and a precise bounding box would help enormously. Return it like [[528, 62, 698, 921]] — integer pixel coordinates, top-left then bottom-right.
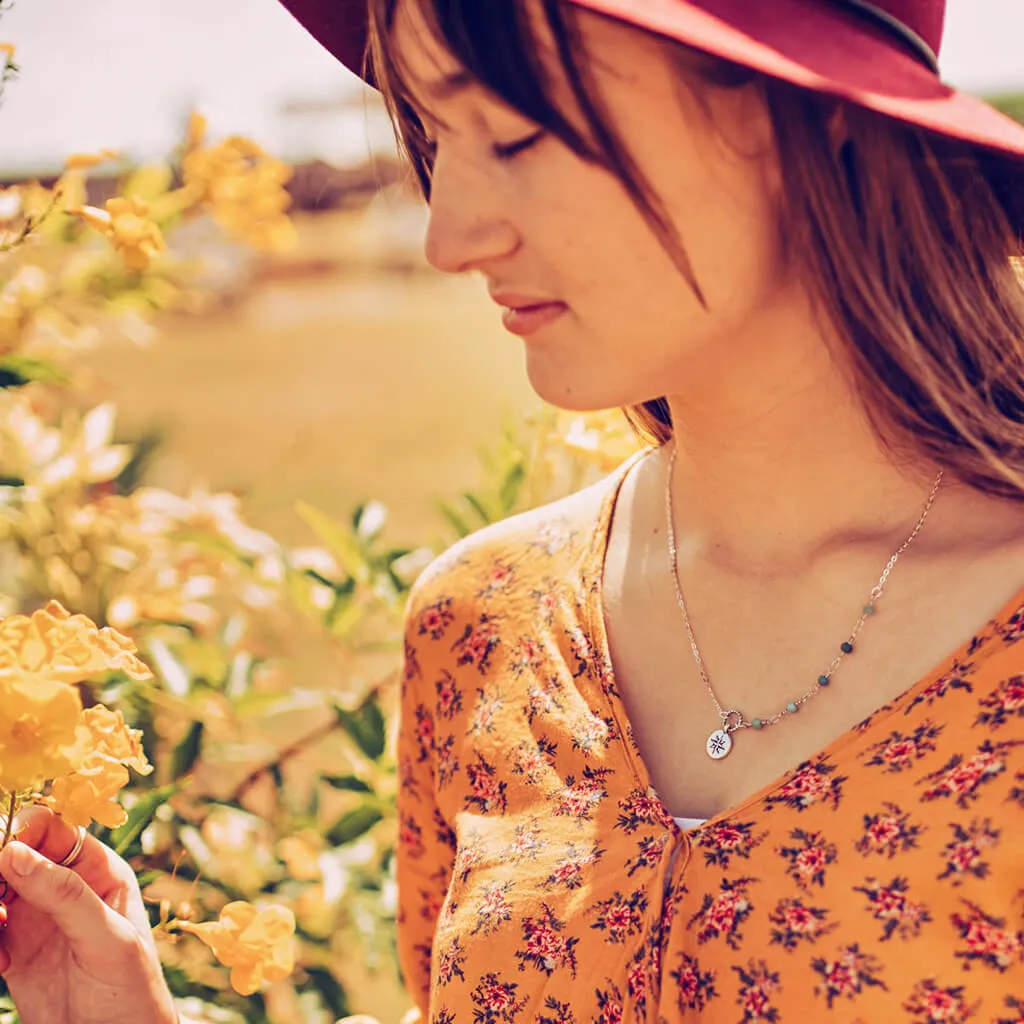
[[720, 709, 744, 733]]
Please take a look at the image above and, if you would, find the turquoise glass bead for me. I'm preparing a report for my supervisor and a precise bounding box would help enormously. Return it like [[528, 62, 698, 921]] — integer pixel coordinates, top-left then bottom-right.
[[752, 718, 763, 729], [818, 674, 831, 686], [786, 702, 798, 713], [863, 602, 876, 616]]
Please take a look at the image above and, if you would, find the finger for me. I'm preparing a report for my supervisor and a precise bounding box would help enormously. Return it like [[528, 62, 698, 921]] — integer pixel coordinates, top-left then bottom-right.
[[8, 806, 108, 880], [0, 842, 134, 951]]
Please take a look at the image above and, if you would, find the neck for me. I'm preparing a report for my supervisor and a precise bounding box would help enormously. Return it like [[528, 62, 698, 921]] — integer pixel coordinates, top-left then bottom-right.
[[661, 297, 949, 575]]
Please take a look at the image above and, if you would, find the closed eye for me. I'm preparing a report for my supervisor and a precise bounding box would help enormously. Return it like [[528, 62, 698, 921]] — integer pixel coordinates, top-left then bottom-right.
[[492, 130, 546, 161]]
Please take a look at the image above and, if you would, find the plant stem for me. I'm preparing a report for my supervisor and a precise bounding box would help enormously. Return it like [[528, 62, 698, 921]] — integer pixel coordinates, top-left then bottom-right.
[[2, 790, 17, 850]]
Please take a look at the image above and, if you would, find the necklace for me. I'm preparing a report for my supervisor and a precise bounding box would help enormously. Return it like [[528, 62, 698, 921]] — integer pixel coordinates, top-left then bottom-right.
[[663, 442, 944, 761]]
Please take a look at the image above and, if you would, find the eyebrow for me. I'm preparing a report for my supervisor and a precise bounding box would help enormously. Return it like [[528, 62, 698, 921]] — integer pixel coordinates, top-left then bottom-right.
[[417, 68, 475, 102]]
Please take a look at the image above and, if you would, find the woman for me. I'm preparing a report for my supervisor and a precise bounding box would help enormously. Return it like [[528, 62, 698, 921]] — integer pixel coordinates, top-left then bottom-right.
[[3, 1, 1024, 1021]]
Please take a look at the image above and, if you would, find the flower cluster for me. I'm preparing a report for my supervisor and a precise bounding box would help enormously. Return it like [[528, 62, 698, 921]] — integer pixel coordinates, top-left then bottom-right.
[[0, 600, 153, 819]]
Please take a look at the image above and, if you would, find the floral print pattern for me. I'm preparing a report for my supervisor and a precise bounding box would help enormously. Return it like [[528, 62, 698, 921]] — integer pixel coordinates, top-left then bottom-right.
[[395, 451, 1024, 1023]]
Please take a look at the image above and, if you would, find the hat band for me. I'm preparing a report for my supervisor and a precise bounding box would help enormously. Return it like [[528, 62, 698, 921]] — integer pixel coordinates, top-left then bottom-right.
[[836, 0, 940, 73]]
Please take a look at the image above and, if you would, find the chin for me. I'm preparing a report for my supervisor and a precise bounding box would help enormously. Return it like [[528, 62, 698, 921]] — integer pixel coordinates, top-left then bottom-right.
[[523, 359, 646, 414]]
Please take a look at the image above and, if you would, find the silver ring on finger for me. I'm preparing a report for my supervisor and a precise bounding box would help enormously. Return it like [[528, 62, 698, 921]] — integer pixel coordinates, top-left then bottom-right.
[[57, 825, 87, 869]]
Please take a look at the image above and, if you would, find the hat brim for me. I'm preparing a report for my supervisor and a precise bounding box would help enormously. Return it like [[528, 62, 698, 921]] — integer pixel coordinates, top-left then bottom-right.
[[277, 0, 1024, 161]]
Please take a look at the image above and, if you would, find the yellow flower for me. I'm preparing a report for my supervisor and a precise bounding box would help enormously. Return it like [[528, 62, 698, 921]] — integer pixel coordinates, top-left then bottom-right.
[[76, 705, 152, 775], [277, 831, 322, 882], [179, 901, 296, 996], [0, 676, 82, 790], [63, 150, 120, 172], [0, 43, 15, 60], [0, 601, 152, 685], [45, 753, 130, 828], [182, 134, 295, 252], [68, 196, 165, 271]]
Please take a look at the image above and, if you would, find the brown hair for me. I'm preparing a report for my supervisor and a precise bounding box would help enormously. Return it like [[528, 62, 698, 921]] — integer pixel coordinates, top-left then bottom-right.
[[368, 0, 1024, 500]]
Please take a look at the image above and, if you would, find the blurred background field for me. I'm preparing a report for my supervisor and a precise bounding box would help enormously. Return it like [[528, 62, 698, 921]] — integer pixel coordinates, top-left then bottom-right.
[[70, 205, 540, 548], [0, 2, 1021, 1023]]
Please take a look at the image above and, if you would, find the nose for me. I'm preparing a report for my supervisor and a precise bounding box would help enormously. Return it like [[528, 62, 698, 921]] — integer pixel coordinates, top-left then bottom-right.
[[423, 148, 520, 275]]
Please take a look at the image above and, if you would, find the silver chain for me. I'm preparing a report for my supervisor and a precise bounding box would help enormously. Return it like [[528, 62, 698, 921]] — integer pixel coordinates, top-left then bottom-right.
[[664, 441, 944, 736]]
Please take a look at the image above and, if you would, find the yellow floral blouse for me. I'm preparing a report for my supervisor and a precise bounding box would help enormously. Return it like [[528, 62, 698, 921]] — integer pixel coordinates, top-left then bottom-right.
[[395, 448, 1024, 1024]]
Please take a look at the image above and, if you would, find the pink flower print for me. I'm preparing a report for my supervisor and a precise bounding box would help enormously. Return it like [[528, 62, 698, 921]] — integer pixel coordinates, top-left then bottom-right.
[[398, 813, 424, 859], [951, 901, 1024, 972], [571, 714, 611, 755], [768, 898, 835, 950], [919, 741, 1017, 808], [471, 972, 525, 1024], [976, 675, 1024, 729], [865, 722, 942, 772], [811, 944, 888, 1008], [938, 818, 1000, 885], [472, 881, 514, 936], [670, 952, 718, 1012], [454, 842, 481, 884], [542, 842, 602, 891], [626, 959, 648, 1003], [465, 755, 508, 815], [436, 937, 467, 986], [625, 832, 670, 877], [697, 820, 768, 869], [434, 670, 463, 719], [902, 979, 978, 1023], [417, 598, 454, 640], [516, 904, 579, 977], [766, 760, 845, 812], [854, 876, 931, 941], [777, 829, 837, 889], [616, 788, 675, 834], [414, 704, 434, 758], [510, 635, 544, 673], [855, 804, 924, 858], [589, 889, 648, 944], [733, 960, 781, 1023], [505, 824, 543, 861], [435, 735, 459, 789], [594, 983, 625, 1024], [687, 878, 756, 950], [454, 616, 501, 672], [553, 766, 612, 822]]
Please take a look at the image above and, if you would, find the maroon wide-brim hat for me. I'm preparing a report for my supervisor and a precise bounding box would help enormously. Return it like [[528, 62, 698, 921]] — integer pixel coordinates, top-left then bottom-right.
[[277, 0, 1024, 161]]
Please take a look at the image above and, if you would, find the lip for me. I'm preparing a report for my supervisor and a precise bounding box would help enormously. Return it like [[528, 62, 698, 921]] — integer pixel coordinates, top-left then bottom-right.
[[500, 302, 568, 337], [490, 293, 568, 338]]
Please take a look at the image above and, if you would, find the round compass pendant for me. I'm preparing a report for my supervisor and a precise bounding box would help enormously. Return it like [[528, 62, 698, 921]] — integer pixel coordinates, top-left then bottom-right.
[[706, 728, 733, 760]]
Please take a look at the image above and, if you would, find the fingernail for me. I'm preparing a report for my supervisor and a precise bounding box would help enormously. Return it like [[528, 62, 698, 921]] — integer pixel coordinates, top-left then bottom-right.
[[5, 843, 37, 877]]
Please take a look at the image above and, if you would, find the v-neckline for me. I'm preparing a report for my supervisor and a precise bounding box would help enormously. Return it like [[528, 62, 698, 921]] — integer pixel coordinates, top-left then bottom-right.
[[582, 444, 1024, 834]]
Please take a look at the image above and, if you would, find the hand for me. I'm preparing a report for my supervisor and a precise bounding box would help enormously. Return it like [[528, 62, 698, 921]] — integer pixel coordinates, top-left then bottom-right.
[[0, 805, 177, 1024]]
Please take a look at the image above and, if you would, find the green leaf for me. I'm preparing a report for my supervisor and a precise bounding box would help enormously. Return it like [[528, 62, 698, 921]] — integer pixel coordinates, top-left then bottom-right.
[[323, 773, 374, 794], [326, 804, 384, 846], [170, 721, 204, 777], [499, 460, 526, 513], [109, 783, 181, 856], [334, 695, 387, 761], [304, 966, 351, 1019], [437, 500, 471, 539], [461, 491, 492, 525], [0, 354, 69, 388], [295, 500, 367, 581]]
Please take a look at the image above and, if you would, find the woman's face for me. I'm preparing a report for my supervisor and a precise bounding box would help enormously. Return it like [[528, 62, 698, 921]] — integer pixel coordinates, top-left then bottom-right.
[[391, 0, 793, 412]]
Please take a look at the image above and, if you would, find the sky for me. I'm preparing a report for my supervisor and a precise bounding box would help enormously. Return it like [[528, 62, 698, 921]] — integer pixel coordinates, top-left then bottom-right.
[[1, 0, 1022, 175]]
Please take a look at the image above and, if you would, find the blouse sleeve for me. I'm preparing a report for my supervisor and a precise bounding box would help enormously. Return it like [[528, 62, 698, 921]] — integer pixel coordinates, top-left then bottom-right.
[[395, 570, 458, 1022]]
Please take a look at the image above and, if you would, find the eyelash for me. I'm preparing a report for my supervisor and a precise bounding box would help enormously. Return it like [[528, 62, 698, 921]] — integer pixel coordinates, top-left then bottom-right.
[[419, 129, 546, 162]]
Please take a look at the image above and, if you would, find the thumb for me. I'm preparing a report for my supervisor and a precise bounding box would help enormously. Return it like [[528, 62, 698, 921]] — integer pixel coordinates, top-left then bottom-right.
[[0, 841, 124, 949]]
